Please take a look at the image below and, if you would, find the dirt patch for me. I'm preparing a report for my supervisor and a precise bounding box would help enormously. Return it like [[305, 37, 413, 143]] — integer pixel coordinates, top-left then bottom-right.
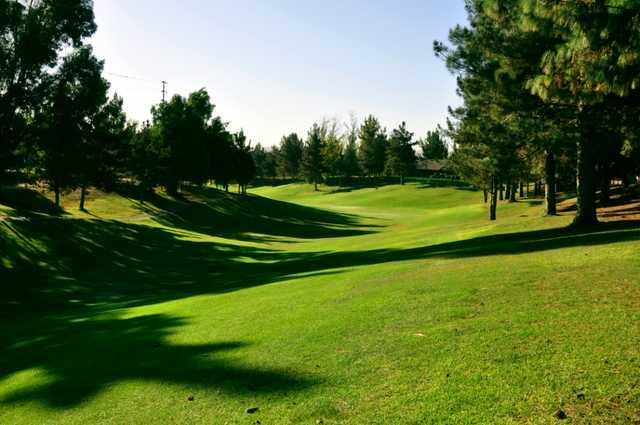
[[557, 187, 640, 222]]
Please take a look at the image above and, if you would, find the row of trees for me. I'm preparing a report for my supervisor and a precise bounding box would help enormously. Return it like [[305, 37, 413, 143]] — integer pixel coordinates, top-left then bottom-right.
[[436, 0, 640, 224], [0, 0, 256, 210], [252, 117, 449, 189]]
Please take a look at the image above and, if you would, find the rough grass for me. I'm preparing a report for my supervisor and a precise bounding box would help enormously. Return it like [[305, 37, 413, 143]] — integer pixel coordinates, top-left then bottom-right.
[[0, 182, 639, 424]]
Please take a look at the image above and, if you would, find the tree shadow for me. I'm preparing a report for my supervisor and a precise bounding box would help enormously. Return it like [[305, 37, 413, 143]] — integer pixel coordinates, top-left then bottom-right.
[[2, 188, 639, 412], [0, 186, 64, 216], [0, 313, 314, 409], [115, 184, 380, 242]]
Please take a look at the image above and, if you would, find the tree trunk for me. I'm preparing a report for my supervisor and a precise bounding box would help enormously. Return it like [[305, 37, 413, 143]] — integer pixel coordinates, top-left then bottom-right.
[[79, 184, 87, 211], [509, 181, 516, 202], [400, 175, 404, 185], [483, 189, 488, 204], [490, 176, 497, 221], [519, 181, 524, 198], [499, 184, 504, 201], [574, 136, 598, 226], [314, 181, 318, 191], [600, 171, 610, 206], [505, 183, 511, 201], [544, 149, 557, 216], [54, 185, 61, 208]]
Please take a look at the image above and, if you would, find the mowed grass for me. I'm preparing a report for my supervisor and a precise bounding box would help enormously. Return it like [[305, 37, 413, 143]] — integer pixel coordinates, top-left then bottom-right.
[[1, 182, 639, 424]]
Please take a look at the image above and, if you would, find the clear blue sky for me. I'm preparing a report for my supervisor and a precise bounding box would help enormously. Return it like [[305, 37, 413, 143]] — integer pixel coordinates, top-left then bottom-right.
[[91, 0, 468, 146]]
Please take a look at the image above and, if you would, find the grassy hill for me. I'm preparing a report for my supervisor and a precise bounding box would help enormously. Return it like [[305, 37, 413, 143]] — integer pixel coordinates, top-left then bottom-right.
[[1, 183, 639, 424]]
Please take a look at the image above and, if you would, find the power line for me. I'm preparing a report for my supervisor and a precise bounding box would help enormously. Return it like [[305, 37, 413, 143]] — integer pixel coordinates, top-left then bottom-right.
[[104, 71, 156, 84], [105, 71, 168, 103]]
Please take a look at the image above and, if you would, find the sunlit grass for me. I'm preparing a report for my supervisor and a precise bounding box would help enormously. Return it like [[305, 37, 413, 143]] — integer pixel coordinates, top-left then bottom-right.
[[1, 182, 638, 424]]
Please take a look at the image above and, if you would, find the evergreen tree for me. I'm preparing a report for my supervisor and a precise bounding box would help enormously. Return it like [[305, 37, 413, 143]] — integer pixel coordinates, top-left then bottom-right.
[[0, 0, 96, 190], [385, 122, 416, 185], [321, 120, 344, 177], [301, 124, 324, 191], [278, 133, 304, 178], [420, 130, 448, 160], [342, 122, 361, 178], [129, 122, 167, 199], [37, 46, 108, 208], [151, 89, 213, 194], [358, 115, 387, 177], [232, 130, 255, 194]]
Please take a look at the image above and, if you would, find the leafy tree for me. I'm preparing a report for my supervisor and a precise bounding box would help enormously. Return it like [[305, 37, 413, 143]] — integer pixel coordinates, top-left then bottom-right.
[[91, 95, 132, 186], [232, 130, 255, 194], [301, 124, 324, 191], [204, 115, 232, 190], [385, 122, 416, 185], [420, 130, 448, 160], [37, 46, 108, 208], [278, 133, 304, 178], [342, 117, 360, 177], [251, 144, 269, 179], [151, 89, 213, 194], [129, 122, 167, 199], [358, 115, 387, 177], [321, 120, 344, 177], [0, 0, 96, 189]]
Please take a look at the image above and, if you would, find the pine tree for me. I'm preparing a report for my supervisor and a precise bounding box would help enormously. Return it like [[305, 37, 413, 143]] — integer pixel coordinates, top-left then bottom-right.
[[358, 115, 387, 177], [385, 122, 416, 185], [302, 124, 324, 191]]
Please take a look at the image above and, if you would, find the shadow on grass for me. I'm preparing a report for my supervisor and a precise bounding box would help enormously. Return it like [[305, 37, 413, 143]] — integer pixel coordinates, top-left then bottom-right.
[[2, 185, 639, 411], [116, 185, 379, 242], [318, 177, 474, 195], [0, 186, 63, 216], [0, 313, 314, 408]]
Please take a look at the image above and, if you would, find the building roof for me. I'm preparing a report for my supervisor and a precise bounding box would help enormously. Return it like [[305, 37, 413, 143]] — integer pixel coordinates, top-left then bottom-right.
[[416, 159, 449, 171]]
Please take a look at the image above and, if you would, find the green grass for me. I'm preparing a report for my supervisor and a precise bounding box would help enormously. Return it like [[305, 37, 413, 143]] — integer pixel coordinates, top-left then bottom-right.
[[1, 182, 639, 424]]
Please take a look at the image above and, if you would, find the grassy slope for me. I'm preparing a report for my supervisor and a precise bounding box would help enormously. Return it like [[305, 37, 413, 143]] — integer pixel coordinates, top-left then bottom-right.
[[0, 183, 639, 424]]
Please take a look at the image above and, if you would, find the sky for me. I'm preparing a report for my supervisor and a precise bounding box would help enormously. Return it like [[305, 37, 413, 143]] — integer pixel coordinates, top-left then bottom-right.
[[91, 0, 468, 147]]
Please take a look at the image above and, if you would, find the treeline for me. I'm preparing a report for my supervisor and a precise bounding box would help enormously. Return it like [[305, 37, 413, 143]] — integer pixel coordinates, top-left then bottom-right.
[[0, 1, 454, 212], [436, 0, 640, 224], [0, 1, 258, 210], [253, 117, 449, 190]]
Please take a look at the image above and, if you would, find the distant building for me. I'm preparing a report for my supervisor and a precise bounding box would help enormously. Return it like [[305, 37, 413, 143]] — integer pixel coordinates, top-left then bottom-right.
[[415, 159, 449, 176]]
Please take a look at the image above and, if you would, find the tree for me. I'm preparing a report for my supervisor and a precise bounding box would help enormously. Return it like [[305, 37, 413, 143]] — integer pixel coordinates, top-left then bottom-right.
[[278, 133, 304, 178], [321, 119, 344, 177], [151, 89, 213, 194], [301, 124, 324, 191], [232, 130, 255, 194], [205, 115, 232, 190], [385, 122, 416, 185], [420, 130, 448, 160], [342, 116, 361, 177], [358, 115, 387, 177], [37, 46, 108, 208], [252, 143, 271, 179], [0, 0, 96, 190], [435, 0, 570, 219], [79, 93, 132, 210], [129, 122, 167, 200], [516, 0, 640, 225]]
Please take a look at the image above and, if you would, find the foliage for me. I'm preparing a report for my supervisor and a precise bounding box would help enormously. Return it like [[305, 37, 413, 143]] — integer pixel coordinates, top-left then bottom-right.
[[301, 123, 324, 190], [384, 122, 416, 184], [358, 115, 387, 176], [278, 133, 304, 178], [419, 129, 448, 160]]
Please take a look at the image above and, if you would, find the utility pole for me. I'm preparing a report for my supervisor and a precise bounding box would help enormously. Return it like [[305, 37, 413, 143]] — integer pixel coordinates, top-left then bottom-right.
[[161, 81, 167, 102]]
